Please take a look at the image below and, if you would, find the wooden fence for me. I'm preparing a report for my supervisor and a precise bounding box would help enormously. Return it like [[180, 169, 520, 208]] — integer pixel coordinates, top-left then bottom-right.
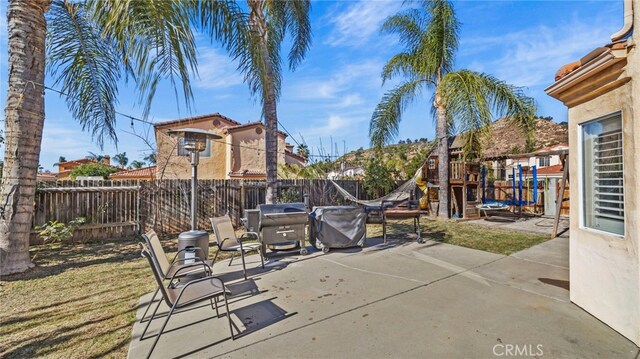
[[32, 179, 372, 242]]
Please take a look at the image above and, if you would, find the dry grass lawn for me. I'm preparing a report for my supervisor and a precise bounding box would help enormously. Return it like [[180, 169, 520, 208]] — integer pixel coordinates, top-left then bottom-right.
[[367, 218, 549, 255], [0, 236, 233, 359], [1, 221, 547, 358]]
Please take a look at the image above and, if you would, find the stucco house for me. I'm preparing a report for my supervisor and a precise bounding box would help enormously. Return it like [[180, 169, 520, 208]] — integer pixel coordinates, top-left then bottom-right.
[[154, 113, 306, 180], [327, 166, 365, 180], [545, 0, 639, 346]]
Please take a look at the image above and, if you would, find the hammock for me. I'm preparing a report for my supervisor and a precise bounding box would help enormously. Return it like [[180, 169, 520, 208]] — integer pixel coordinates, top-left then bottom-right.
[[331, 167, 422, 208]]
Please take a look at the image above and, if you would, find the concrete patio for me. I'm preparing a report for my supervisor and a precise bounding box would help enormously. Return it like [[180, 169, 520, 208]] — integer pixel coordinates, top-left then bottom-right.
[[129, 236, 639, 358]]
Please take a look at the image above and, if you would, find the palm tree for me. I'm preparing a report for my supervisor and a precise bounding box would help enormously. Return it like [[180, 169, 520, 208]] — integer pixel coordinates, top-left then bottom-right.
[[113, 152, 128, 168], [129, 160, 145, 170], [143, 152, 157, 166], [53, 156, 67, 167], [85, 152, 105, 163], [1, 0, 245, 274], [228, 0, 311, 204], [369, 0, 535, 219], [296, 143, 310, 158]]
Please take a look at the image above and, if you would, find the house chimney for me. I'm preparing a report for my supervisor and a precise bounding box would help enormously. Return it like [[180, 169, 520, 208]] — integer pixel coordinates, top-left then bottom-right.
[[103, 155, 110, 165]]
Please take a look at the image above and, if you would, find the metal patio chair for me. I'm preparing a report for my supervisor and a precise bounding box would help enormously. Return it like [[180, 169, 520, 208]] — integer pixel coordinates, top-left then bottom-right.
[[139, 243, 234, 359], [210, 215, 264, 280], [140, 230, 212, 322]]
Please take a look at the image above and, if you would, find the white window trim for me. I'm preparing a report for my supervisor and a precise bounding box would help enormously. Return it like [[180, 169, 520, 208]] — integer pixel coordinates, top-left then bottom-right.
[[577, 110, 625, 239]]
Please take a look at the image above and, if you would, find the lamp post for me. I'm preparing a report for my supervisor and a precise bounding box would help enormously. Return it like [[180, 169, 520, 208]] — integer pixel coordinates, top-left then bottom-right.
[[168, 128, 222, 261]]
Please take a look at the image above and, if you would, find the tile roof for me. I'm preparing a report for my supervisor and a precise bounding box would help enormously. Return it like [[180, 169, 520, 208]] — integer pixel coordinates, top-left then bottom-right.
[[536, 164, 564, 176], [37, 172, 57, 180], [110, 166, 156, 179], [228, 170, 266, 177], [154, 113, 241, 128], [554, 41, 630, 81], [535, 144, 569, 153], [224, 121, 288, 138]]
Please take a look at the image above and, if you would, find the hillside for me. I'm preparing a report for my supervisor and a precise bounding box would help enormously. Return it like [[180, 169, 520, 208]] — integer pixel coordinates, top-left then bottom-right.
[[336, 117, 568, 167], [480, 117, 568, 157]]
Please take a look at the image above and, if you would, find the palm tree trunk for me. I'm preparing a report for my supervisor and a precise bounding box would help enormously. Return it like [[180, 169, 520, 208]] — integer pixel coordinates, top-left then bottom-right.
[[435, 96, 449, 219], [249, 0, 278, 204], [261, 42, 278, 205], [1, 0, 50, 275]]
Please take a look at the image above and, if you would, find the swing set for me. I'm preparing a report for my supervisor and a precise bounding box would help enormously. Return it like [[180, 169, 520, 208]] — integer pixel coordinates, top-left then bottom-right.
[[478, 164, 538, 214]]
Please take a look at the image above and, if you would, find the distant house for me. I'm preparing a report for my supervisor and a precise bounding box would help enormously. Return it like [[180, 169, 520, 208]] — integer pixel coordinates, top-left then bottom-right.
[[56, 156, 119, 180], [109, 166, 156, 181], [327, 166, 365, 180], [500, 144, 569, 180], [154, 113, 307, 180]]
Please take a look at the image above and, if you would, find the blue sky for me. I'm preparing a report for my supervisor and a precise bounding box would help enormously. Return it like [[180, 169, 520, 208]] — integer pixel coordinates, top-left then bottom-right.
[[0, 0, 623, 171]]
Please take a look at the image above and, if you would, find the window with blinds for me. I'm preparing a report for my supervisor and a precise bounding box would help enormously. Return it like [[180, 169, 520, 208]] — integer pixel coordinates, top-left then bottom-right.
[[581, 112, 624, 235]]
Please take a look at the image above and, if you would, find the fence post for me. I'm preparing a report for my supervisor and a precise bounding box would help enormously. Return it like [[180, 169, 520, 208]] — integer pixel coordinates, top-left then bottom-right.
[[240, 180, 245, 221]]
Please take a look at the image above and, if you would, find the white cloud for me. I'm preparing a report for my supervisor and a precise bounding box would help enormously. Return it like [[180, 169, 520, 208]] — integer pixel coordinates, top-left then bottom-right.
[[324, 0, 401, 48], [289, 60, 383, 100], [193, 47, 243, 89], [460, 18, 616, 88], [335, 93, 364, 108], [298, 114, 352, 138]]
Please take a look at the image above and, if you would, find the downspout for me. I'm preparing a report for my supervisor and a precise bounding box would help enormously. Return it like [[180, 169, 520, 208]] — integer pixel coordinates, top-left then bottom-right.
[[611, 0, 633, 41]]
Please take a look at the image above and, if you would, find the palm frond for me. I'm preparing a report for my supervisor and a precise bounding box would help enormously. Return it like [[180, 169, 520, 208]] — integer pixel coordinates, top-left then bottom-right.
[[190, 0, 246, 46], [381, 8, 426, 53], [284, 0, 312, 70], [88, 0, 198, 118], [420, 0, 459, 77], [222, 0, 310, 112], [381, 52, 417, 84], [369, 79, 424, 148], [439, 70, 536, 158], [47, 0, 121, 148]]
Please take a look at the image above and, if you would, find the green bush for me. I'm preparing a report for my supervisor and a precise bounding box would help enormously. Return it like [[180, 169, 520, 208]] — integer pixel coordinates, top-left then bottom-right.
[[33, 217, 86, 260], [363, 155, 394, 197], [70, 162, 119, 179]]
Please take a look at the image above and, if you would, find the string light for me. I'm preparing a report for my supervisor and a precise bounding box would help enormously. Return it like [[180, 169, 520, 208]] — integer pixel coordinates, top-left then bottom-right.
[[20, 81, 341, 159]]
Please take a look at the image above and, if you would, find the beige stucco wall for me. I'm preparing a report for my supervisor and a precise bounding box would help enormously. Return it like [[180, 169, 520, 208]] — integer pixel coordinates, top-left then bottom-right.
[[155, 121, 227, 180], [568, 43, 640, 345], [285, 152, 307, 167], [228, 126, 286, 178]]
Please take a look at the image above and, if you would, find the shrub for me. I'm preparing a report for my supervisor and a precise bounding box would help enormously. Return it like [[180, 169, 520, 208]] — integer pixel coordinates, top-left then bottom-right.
[[70, 162, 119, 179], [33, 217, 86, 260]]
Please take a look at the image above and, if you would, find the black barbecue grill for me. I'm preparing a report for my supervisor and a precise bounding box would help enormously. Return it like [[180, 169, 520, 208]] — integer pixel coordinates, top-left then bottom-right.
[[258, 202, 309, 255]]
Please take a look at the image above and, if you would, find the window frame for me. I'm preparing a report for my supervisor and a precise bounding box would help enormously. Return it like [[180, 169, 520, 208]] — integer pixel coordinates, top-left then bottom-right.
[[538, 156, 550, 167], [578, 110, 625, 238]]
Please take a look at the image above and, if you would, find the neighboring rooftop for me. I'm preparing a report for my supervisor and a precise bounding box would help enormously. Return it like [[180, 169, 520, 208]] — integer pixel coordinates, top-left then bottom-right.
[[109, 166, 156, 180], [153, 113, 241, 128]]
